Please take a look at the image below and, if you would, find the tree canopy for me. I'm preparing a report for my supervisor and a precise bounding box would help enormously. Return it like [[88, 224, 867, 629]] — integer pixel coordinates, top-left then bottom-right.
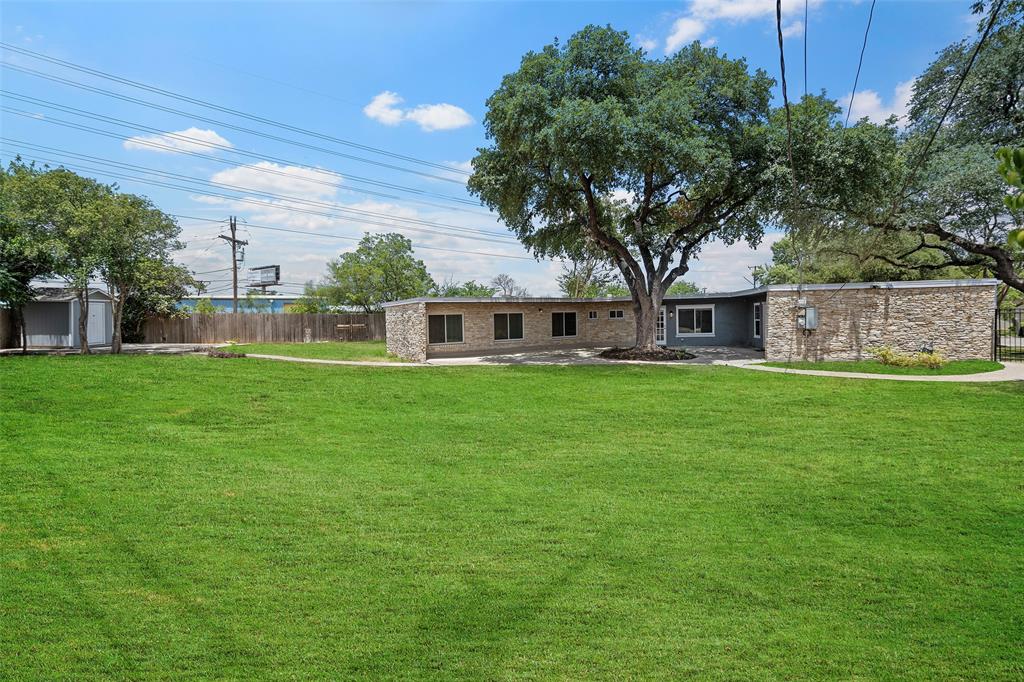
[[316, 233, 434, 312], [468, 25, 871, 349]]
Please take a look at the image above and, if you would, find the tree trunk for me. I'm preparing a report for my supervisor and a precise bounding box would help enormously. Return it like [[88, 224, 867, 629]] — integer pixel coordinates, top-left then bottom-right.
[[77, 290, 91, 355], [630, 288, 663, 352], [111, 291, 124, 354], [18, 306, 27, 354]]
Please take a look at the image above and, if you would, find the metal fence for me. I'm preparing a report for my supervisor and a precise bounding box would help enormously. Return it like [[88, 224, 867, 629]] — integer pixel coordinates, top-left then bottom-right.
[[143, 312, 386, 345], [994, 308, 1024, 362]]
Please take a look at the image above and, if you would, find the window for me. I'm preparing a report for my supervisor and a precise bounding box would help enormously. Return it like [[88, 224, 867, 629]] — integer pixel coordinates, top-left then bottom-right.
[[753, 303, 762, 339], [428, 314, 463, 344], [493, 312, 524, 341], [676, 305, 714, 336], [609, 309, 624, 319], [551, 311, 577, 338], [588, 311, 598, 320]]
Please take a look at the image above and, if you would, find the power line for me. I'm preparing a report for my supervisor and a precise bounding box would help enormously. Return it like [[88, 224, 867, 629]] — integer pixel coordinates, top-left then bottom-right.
[[844, 0, 877, 127], [890, 0, 1006, 214], [775, 0, 796, 185], [0, 98, 484, 210], [0, 41, 472, 177], [0, 87, 466, 185], [1, 63, 476, 193], [801, 3, 809, 99], [169, 215, 541, 262], [0, 139, 518, 243]]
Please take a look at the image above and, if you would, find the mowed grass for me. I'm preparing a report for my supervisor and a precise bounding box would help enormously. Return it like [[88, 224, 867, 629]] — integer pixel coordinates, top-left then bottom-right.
[[1, 356, 1022, 680], [762, 359, 1004, 375], [228, 340, 400, 362]]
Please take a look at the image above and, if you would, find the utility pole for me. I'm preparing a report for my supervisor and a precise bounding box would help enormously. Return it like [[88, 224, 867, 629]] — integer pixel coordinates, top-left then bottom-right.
[[217, 216, 248, 313]]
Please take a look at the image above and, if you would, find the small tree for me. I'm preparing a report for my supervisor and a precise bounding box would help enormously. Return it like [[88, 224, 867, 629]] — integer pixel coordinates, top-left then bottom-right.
[[120, 261, 198, 342], [490, 273, 529, 297], [433, 278, 498, 297], [320, 233, 434, 312], [239, 290, 271, 313], [99, 193, 185, 353], [557, 251, 620, 298], [192, 297, 219, 315], [469, 26, 786, 350], [0, 161, 64, 352], [666, 280, 702, 296]]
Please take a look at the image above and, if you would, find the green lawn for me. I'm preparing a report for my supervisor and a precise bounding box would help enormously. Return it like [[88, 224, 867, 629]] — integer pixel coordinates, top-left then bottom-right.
[[2, 356, 1022, 679], [228, 340, 400, 362], [762, 359, 1004, 375]]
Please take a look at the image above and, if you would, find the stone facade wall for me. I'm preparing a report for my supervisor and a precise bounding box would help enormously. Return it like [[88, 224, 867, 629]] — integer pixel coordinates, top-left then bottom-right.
[[764, 285, 995, 362], [385, 302, 427, 362], [424, 301, 636, 357]]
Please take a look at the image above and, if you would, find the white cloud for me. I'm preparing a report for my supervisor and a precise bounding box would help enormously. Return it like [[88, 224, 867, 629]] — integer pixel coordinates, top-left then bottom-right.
[[404, 103, 474, 132], [666, 17, 706, 53], [637, 36, 659, 52], [781, 20, 804, 38], [362, 91, 406, 126], [664, 0, 822, 53], [362, 91, 473, 132], [840, 79, 915, 124], [210, 162, 342, 199], [686, 232, 786, 292], [123, 127, 231, 154], [690, 0, 822, 22]]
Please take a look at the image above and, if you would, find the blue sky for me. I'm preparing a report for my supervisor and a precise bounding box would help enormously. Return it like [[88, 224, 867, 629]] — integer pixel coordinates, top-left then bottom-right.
[[1, 1, 977, 296]]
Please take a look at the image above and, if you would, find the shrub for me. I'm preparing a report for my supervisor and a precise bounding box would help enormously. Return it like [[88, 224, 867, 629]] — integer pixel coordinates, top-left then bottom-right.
[[868, 346, 948, 369]]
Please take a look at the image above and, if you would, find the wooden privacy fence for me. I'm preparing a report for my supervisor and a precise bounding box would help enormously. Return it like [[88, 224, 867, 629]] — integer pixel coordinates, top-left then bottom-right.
[[0, 308, 15, 349], [143, 312, 386, 344]]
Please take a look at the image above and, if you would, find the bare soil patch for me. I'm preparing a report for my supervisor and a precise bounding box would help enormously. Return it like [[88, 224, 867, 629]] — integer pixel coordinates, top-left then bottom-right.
[[599, 347, 696, 362]]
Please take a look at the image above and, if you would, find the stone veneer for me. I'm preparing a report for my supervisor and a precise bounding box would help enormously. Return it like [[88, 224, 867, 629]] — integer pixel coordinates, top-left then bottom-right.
[[385, 301, 428, 362], [764, 284, 995, 362], [415, 301, 636, 359]]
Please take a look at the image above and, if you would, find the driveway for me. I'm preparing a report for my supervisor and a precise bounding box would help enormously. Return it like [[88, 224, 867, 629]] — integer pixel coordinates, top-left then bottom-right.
[[426, 346, 765, 366]]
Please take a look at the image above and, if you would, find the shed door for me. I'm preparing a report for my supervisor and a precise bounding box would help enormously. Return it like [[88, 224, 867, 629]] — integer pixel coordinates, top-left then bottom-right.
[[87, 302, 112, 346]]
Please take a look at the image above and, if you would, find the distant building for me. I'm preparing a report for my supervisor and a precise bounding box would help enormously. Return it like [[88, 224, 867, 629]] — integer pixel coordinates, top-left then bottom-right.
[[178, 294, 300, 314]]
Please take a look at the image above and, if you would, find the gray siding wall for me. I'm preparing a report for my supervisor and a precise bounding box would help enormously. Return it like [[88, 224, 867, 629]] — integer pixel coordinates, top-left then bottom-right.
[[662, 295, 765, 348], [23, 302, 71, 347]]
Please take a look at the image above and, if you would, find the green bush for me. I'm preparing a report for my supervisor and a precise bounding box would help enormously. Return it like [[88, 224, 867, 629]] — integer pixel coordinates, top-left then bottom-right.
[[868, 346, 948, 369]]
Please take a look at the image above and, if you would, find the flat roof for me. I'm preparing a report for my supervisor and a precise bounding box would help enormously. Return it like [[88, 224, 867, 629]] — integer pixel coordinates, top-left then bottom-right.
[[383, 278, 998, 307]]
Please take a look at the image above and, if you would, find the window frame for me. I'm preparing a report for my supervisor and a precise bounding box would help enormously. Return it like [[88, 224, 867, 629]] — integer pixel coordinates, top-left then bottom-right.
[[753, 302, 763, 339], [608, 309, 624, 319], [675, 304, 716, 337], [551, 310, 578, 338], [588, 310, 598, 320], [492, 311, 525, 342], [427, 313, 464, 345]]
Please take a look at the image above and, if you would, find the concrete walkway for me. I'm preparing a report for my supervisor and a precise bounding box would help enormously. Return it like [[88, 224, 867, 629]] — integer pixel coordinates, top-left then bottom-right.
[[716, 359, 1024, 382]]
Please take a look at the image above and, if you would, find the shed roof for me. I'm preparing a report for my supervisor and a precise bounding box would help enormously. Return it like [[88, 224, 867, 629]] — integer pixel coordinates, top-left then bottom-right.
[[32, 287, 111, 302]]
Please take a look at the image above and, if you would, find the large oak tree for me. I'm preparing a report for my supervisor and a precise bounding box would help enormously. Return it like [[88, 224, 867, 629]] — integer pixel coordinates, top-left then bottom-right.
[[469, 26, 801, 350]]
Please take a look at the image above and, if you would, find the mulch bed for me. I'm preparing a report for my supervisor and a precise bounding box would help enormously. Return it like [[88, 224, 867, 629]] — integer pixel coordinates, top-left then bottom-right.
[[599, 347, 696, 362], [207, 349, 247, 359]]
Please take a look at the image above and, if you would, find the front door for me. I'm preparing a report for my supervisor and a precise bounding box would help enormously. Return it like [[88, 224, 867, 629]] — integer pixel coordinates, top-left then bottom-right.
[[655, 306, 666, 345]]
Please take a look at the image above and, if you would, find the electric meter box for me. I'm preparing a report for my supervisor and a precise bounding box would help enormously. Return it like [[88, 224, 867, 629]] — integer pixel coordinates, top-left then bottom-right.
[[797, 306, 818, 330]]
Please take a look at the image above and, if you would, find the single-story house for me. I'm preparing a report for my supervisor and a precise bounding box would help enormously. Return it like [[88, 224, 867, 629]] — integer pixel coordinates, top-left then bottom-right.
[[21, 287, 114, 348], [384, 278, 998, 362]]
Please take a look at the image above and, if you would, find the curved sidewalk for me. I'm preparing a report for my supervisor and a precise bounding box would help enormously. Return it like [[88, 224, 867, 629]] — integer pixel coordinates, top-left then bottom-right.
[[715, 360, 1024, 382]]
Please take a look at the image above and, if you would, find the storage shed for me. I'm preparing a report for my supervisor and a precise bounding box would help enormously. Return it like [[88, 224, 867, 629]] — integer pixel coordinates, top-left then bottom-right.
[[22, 287, 114, 348]]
